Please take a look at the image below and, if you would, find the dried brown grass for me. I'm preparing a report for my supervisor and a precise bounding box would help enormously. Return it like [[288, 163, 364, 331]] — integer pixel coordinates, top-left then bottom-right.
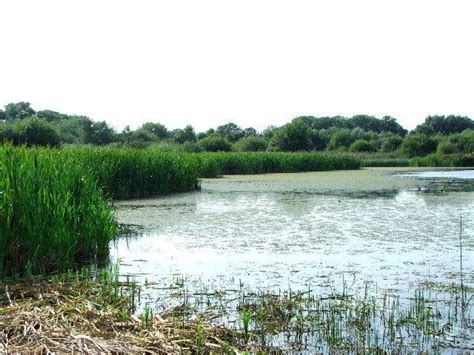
[[0, 278, 240, 354]]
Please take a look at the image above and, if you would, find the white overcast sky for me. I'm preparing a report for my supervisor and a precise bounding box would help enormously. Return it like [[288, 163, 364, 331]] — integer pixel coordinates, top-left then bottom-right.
[[0, 0, 473, 133]]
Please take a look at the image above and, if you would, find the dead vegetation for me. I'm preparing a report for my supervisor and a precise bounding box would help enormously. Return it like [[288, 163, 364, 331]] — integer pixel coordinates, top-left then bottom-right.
[[0, 276, 242, 354]]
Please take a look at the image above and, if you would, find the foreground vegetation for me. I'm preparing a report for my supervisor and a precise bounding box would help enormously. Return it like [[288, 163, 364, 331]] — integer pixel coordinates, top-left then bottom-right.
[[0, 146, 117, 278], [1, 267, 471, 353]]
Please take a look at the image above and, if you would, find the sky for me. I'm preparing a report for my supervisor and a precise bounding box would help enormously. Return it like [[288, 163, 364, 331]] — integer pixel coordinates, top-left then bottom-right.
[[0, 0, 473, 133]]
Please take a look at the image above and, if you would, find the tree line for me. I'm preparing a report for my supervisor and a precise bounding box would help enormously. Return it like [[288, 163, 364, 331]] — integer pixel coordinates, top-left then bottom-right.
[[0, 101, 473, 157]]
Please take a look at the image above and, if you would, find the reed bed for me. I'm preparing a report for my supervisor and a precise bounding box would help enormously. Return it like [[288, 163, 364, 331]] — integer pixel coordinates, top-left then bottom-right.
[[67, 147, 202, 199], [0, 146, 361, 278], [410, 153, 474, 167], [196, 152, 361, 177], [0, 145, 117, 278]]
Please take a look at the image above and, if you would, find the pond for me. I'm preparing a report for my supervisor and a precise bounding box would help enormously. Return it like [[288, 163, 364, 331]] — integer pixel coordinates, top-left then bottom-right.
[[111, 167, 474, 351]]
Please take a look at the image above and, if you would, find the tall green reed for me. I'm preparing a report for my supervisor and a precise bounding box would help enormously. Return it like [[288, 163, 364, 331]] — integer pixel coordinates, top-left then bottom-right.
[[0, 145, 117, 277], [196, 152, 361, 177]]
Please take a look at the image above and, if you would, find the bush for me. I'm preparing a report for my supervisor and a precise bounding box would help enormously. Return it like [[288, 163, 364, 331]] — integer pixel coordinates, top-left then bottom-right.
[[400, 134, 437, 157], [450, 129, 474, 153], [16, 118, 61, 147], [437, 142, 458, 155], [269, 120, 313, 151], [198, 136, 232, 152], [381, 135, 403, 153], [232, 136, 268, 152], [349, 140, 377, 152]]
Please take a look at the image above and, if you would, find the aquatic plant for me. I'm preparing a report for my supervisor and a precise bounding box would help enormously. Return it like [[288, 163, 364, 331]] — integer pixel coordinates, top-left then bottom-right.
[[66, 146, 202, 199], [240, 307, 252, 341], [196, 152, 361, 177], [0, 145, 117, 277]]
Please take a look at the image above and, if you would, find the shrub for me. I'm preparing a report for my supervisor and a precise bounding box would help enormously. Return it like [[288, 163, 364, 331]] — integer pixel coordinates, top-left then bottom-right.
[[349, 139, 377, 152], [232, 136, 268, 152], [269, 120, 313, 151], [400, 134, 437, 157], [198, 136, 232, 152], [16, 118, 61, 147], [437, 142, 458, 155]]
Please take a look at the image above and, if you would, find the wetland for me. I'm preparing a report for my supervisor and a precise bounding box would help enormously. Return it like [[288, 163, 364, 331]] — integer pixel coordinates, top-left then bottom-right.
[[112, 167, 474, 352]]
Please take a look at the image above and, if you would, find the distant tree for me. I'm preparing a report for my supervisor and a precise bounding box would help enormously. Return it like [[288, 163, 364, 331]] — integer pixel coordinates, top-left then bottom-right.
[[198, 135, 232, 152], [36, 109, 69, 122], [123, 128, 157, 148], [262, 125, 278, 141], [310, 116, 346, 130], [141, 122, 169, 139], [216, 122, 244, 142], [327, 129, 353, 150], [172, 125, 196, 144], [0, 110, 6, 121], [400, 134, 437, 157], [346, 115, 408, 136], [0, 121, 19, 143], [55, 116, 92, 144], [16, 118, 61, 147], [232, 136, 268, 152], [312, 129, 331, 151], [380, 134, 403, 152], [414, 115, 474, 135], [270, 120, 313, 151], [242, 127, 257, 138], [349, 139, 377, 152], [381, 116, 408, 137], [4, 102, 36, 120], [84, 120, 117, 145]]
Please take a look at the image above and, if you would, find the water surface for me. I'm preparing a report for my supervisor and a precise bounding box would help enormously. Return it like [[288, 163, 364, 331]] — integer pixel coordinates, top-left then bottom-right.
[[112, 168, 474, 296]]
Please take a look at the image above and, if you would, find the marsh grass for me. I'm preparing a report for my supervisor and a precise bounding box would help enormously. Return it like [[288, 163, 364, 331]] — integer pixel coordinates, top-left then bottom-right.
[[152, 276, 473, 353], [67, 147, 202, 199], [0, 145, 117, 278], [196, 152, 361, 177], [410, 153, 474, 167]]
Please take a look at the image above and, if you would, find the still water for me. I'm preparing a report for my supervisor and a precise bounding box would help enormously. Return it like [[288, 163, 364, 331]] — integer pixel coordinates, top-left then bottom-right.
[[112, 168, 473, 296]]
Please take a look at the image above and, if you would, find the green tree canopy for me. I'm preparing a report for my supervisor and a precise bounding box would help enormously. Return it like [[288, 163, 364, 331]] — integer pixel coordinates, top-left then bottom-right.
[[414, 115, 474, 135], [172, 125, 196, 144], [232, 136, 268, 152], [400, 134, 437, 157], [270, 120, 313, 151], [84, 121, 117, 145], [140, 122, 169, 139], [198, 135, 232, 152], [36, 110, 69, 122], [16, 118, 61, 147], [216, 122, 244, 142], [4, 102, 36, 120]]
